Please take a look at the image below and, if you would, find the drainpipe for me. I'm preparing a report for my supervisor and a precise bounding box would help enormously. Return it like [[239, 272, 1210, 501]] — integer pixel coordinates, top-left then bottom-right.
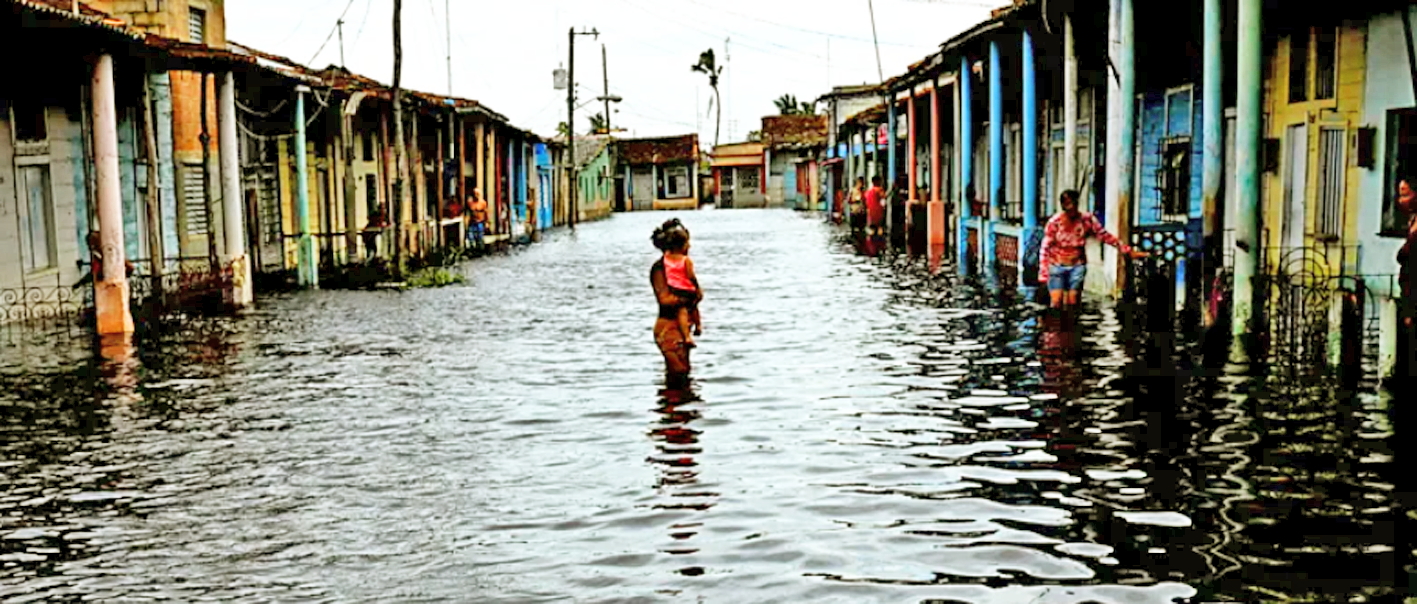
[[986, 40, 1002, 282], [958, 55, 973, 276], [295, 86, 318, 288], [140, 74, 164, 284], [92, 53, 133, 335], [218, 72, 251, 306], [1202, 0, 1223, 327], [1232, 0, 1262, 349], [1022, 27, 1039, 290]]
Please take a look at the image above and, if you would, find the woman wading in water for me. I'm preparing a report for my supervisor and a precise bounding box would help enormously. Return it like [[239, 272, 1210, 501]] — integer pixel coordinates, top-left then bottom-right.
[[650, 219, 703, 379]]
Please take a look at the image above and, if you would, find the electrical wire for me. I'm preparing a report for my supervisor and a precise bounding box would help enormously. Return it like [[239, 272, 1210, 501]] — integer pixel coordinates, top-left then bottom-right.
[[308, 0, 361, 65]]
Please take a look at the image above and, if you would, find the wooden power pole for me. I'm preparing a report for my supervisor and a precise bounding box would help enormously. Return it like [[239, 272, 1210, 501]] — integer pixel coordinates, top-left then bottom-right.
[[391, 0, 406, 279]]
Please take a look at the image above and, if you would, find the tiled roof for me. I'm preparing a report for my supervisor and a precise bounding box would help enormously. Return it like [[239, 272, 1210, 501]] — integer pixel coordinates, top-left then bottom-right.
[[9, 0, 143, 38], [616, 134, 698, 165], [761, 115, 827, 149]]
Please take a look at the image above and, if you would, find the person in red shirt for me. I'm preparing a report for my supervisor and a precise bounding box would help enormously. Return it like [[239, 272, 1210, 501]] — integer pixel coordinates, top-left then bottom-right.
[[1038, 189, 1147, 309], [865, 176, 886, 237]]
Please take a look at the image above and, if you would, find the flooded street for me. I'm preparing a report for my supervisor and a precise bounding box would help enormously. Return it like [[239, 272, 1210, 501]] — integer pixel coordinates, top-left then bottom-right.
[[1, 209, 1411, 602]]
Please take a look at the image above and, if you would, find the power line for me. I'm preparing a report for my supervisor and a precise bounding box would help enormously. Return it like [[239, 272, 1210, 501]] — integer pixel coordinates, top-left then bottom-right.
[[308, 0, 361, 65], [351, 0, 373, 46], [679, 0, 919, 48], [611, 0, 824, 60]]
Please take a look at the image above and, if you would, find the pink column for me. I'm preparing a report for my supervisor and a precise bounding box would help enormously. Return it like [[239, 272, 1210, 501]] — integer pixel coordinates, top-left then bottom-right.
[[928, 84, 945, 245], [92, 53, 133, 335]]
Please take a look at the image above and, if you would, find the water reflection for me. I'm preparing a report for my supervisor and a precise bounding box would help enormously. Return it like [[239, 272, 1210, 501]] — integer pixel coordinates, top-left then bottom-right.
[[0, 210, 1412, 601]]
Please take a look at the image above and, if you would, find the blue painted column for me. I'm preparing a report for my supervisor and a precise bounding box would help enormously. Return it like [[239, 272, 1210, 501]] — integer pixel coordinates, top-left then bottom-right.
[[1202, 0, 1223, 326], [958, 55, 973, 277], [887, 93, 898, 192], [294, 86, 317, 288], [1232, 0, 1262, 346], [1021, 28, 1038, 289], [985, 40, 1002, 282]]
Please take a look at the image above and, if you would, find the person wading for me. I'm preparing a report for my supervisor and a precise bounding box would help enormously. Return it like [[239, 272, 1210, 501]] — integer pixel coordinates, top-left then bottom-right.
[[650, 219, 704, 379], [1038, 189, 1147, 309], [848, 177, 866, 234], [866, 175, 886, 238]]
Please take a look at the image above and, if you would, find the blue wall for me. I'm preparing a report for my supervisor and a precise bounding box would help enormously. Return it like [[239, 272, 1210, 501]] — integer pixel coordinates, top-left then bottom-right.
[[1135, 86, 1204, 226]]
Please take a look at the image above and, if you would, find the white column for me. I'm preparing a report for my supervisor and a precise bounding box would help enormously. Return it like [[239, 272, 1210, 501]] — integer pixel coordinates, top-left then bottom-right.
[[92, 53, 133, 335], [218, 72, 251, 306]]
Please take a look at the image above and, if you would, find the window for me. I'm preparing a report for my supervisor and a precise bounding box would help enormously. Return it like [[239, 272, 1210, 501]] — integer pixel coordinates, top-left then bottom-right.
[[365, 174, 378, 215], [362, 132, 375, 161], [1315, 28, 1337, 101], [1159, 139, 1192, 218], [1003, 124, 1021, 221], [18, 165, 55, 272], [665, 166, 690, 198], [11, 102, 47, 142], [1316, 127, 1345, 238], [739, 167, 759, 191], [1382, 108, 1417, 234], [183, 162, 209, 236], [189, 7, 206, 44], [1290, 30, 1310, 103]]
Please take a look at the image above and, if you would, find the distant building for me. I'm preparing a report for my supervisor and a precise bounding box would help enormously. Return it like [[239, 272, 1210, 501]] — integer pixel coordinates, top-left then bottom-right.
[[761, 115, 828, 210], [615, 134, 700, 212], [710, 142, 766, 208]]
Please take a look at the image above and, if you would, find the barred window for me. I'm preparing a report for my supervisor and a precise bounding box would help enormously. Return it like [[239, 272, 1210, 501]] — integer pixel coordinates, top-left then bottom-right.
[[1316, 127, 1345, 238]]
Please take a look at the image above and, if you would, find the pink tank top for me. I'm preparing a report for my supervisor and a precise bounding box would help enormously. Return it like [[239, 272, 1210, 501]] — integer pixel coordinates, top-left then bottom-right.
[[663, 256, 695, 291]]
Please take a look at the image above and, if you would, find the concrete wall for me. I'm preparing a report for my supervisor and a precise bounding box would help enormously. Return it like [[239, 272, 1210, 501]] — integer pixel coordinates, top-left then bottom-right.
[[1360, 9, 1415, 299]]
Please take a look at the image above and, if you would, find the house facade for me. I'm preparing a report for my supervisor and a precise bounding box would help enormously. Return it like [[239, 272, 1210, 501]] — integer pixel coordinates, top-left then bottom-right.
[[762, 115, 827, 210], [710, 142, 766, 208], [616, 134, 700, 212]]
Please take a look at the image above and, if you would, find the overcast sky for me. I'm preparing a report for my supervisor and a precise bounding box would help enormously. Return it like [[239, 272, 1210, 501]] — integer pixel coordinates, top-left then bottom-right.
[[227, 0, 998, 144]]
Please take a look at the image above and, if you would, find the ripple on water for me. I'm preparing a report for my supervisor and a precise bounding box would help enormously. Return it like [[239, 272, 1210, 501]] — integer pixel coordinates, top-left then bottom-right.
[[0, 210, 1405, 601]]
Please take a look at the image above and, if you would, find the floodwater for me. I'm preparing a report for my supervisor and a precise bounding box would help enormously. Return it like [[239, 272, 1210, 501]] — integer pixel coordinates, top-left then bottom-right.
[[1, 209, 1412, 603]]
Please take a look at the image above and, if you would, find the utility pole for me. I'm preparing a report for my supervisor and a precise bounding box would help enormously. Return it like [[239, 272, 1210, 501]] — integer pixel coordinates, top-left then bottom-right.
[[391, 0, 406, 279], [445, 0, 453, 98], [567, 26, 598, 230], [337, 19, 345, 68], [567, 28, 576, 231], [602, 44, 610, 133]]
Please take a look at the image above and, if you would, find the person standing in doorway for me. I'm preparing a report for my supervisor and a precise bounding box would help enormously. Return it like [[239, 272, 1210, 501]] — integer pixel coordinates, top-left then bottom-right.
[[466, 187, 489, 249], [1038, 189, 1148, 309]]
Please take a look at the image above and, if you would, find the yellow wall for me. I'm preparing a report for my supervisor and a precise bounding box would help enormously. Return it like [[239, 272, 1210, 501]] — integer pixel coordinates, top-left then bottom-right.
[[1261, 23, 1367, 275]]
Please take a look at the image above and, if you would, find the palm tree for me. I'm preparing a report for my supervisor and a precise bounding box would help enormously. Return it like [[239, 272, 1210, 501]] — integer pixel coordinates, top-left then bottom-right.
[[557, 121, 571, 138], [773, 94, 815, 116], [588, 112, 608, 135], [691, 49, 724, 147]]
